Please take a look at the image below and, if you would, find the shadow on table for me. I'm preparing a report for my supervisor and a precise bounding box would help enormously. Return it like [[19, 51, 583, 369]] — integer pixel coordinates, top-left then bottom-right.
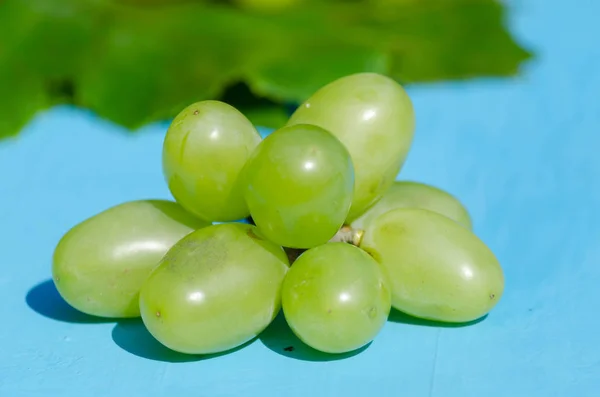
[[259, 312, 370, 362], [112, 319, 254, 363], [388, 308, 487, 328], [26, 279, 113, 324]]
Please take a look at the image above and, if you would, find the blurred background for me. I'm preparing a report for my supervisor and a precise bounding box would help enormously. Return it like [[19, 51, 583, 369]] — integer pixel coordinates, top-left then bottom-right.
[[0, 0, 530, 139]]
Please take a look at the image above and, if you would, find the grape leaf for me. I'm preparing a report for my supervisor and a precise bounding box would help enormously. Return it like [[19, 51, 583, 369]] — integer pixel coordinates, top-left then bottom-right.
[[0, 0, 531, 138], [0, 63, 49, 140], [0, 0, 105, 138]]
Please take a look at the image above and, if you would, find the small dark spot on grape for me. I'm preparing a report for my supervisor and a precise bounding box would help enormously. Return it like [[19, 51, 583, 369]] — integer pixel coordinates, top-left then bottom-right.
[[283, 346, 295, 352], [193, 110, 199, 115], [156, 311, 161, 318], [490, 294, 496, 300], [247, 228, 264, 241], [327, 309, 332, 314]]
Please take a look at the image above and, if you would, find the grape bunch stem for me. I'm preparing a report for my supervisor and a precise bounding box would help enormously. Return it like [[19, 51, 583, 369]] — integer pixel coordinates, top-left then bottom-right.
[[329, 225, 364, 247], [284, 226, 364, 264]]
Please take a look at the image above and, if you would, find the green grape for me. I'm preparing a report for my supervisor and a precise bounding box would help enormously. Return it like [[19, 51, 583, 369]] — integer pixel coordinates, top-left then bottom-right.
[[360, 208, 504, 323], [242, 124, 354, 249], [162, 100, 262, 222], [351, 181, 472, 232], [52, 200, 209, 318], [282, 243, 391, 354], [287, 73, 415, 221], [139, 223, 289, 354]]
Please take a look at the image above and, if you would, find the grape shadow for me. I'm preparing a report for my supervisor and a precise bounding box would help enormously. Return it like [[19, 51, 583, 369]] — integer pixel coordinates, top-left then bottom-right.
[[259, 312, 370, 362], [26, 279, 113, 324], [388, 308, 487, 328], [111, 319, 254, 363]]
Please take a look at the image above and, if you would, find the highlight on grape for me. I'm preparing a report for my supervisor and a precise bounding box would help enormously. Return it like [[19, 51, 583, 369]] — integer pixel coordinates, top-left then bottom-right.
[[52, 72, 504, 356]]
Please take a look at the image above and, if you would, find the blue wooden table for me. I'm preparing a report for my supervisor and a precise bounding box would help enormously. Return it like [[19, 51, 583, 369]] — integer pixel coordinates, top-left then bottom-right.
[[1, 0, 598, 395]]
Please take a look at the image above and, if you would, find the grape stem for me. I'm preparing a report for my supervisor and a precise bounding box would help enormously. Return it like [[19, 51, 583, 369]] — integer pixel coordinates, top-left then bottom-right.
[[284, 226, 364, 264], [329, 225, 364, 246]]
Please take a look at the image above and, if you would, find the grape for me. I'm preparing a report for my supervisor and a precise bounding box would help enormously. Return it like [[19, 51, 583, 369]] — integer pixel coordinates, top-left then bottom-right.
[[360, 208, 504, 323], [242, 124, 354, 249], [282, 243, 391, 354], [52, 200, 209, 318], [287, 73, 415, 221], [162, 100, 262, 223], [351, 181, 472, 232], [139, 223, 289, 354]]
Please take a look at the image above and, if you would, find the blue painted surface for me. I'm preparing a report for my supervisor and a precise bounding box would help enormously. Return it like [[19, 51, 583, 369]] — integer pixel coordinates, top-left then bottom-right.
[[1, 0, 599, 395]]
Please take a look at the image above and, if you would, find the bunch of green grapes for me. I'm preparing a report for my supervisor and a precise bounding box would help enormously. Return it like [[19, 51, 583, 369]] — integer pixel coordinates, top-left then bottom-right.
[[52, 73, 504, 356]]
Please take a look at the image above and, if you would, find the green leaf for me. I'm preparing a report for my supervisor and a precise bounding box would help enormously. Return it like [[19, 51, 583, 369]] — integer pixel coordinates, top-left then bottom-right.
[[241, 105, 290, 130], [372, 0, 533, 82], [0, 63, 49, 139], [0, 0, 531, 138], [219, 82, 291, 130], [0, 0, 48, 139], [248, 43, 391, 103], [76, 4, 255, 128]]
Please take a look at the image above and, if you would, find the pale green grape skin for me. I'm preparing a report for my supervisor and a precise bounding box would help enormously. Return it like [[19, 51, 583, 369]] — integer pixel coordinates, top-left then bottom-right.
[[351, 181, 472, 232], [139, 223, 289, 354], [360, 208, 504, 323], [162, 100, 262, 222], [282, 243, 391, 354], [52, 200, 209, 318], [287, 73, 415, 221], [242, 124, 354, 249]]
